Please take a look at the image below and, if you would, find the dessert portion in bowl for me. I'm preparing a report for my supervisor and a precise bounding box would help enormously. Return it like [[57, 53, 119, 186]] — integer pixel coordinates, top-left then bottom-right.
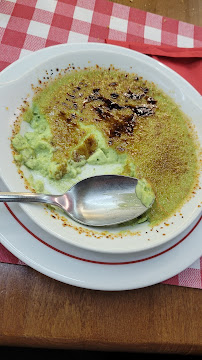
[[11, 65, 201, 232]]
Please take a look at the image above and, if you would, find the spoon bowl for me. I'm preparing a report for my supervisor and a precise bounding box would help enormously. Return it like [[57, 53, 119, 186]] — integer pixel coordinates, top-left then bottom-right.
[[0, 175, 151, 227]]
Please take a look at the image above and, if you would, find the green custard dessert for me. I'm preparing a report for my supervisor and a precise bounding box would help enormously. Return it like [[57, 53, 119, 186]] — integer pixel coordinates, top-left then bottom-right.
[[12, 66, 200, 226]]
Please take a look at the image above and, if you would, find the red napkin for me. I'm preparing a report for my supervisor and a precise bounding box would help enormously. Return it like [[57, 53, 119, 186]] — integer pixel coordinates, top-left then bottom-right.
[[105, 40, 202, 95]]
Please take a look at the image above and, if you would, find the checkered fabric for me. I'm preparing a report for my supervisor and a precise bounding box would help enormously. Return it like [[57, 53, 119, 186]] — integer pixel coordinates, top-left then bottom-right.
[[0, 0, 202, 289], [1, 0, 202, 71]]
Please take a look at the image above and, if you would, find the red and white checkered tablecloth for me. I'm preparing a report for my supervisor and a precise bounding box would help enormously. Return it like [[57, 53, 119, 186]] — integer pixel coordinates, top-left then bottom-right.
[[0, 0, 202, 289], [1, 0, 202, 70]]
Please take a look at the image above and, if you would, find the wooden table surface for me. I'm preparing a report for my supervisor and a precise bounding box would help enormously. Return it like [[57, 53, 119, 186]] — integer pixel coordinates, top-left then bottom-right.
[[0, 0, 202, 355]]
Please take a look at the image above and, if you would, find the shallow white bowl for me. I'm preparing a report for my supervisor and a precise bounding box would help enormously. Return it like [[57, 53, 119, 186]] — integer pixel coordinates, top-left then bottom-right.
[[0, 43, 201, 254]]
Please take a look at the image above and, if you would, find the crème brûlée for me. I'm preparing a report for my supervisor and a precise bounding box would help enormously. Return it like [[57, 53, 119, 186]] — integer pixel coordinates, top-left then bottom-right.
[[11, 66, 200, 226]]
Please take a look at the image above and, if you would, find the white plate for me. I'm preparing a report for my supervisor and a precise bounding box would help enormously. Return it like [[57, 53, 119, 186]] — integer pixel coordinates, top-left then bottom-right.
[[0, 175, 201, 291], [0, 43, 201, 254]]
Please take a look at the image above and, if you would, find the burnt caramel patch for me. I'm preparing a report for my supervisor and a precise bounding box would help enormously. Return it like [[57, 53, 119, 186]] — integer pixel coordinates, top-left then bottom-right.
[[146, 97, 157, 105], [109, 113, 137, 138], [93, 106, 112, 120], [133, 105, 155, 117], [124, 89, 145, 100], [73, 134, 97, 162]]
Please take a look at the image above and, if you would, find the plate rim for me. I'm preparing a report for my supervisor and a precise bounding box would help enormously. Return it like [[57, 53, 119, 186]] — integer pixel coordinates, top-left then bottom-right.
[[0, 200, 201, 291], [0, 42, 202, 101]]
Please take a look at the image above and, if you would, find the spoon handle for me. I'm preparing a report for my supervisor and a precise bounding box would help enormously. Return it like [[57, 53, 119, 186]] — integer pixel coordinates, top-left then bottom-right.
[[0, 192, 53, 205]]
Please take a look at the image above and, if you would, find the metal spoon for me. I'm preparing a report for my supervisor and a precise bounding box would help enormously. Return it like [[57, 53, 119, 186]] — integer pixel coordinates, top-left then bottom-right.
[[0, 175, 152, 227]]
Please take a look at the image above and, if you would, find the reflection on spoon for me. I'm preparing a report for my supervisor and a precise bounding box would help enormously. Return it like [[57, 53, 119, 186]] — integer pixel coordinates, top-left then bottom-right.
[[0, 175, 155, 227]]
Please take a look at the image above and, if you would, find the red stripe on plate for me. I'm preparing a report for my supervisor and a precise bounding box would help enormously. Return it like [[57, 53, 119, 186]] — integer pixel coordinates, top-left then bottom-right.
[[4, 203, 201, 265]]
